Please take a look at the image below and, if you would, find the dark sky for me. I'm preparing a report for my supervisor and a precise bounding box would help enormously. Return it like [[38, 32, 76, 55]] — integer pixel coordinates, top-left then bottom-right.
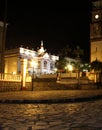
[[0, 0, 92, 62]]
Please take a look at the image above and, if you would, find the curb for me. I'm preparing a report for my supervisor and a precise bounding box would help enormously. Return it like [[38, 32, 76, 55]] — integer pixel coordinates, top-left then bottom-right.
[[0, 95, 102, 104]]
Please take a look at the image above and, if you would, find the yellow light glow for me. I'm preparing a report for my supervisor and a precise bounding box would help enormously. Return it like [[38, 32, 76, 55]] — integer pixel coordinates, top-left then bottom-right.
[[65, 66, 67, 70], [54, 68, 57, 72], [12, 72, 16, 74], [32, 60, 38, 67], [67, 64, 73, 71]]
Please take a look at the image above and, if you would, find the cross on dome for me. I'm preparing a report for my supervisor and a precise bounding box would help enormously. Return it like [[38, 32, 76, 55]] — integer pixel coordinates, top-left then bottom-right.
[[38, 40, 46, 55]]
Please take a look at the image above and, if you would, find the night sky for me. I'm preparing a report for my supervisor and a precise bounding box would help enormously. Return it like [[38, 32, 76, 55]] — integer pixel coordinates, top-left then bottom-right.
[[0, 0, 92, 62]]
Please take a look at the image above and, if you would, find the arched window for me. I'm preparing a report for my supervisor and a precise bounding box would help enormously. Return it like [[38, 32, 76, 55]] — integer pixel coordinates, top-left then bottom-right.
[[50, 63, 54, 70], [44, 61, 47, 69]]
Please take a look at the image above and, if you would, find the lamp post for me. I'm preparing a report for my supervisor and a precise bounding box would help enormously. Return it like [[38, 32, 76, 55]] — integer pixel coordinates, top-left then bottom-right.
[[1, 0, 7, 73], [31, 61, 37, 91], [67, 64, 73, 78], [32, 66, 34, 91], [32, 61, 35, 91], [76, 62, 80, 89]]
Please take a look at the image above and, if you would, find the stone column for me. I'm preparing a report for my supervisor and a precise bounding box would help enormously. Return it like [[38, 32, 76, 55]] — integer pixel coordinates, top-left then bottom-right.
[[20, 59, 27, 90]]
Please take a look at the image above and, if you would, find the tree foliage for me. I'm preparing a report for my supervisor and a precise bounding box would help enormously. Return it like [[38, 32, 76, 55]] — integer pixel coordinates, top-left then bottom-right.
[[73, 45, 84, 60], [55, 57, 67, 71], [90, 59, 102, 72], [58, 45, 72, 57], [56, 45, 84, 72]]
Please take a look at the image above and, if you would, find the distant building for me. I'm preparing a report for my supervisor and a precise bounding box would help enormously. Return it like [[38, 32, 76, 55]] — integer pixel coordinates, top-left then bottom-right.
[[4, 41, 59, 75], [90, 0, 102, 62], [65, 57, 77, 64]]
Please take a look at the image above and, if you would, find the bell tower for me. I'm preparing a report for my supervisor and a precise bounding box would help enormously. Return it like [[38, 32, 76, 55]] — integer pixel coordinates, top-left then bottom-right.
[[90, 0, 102, 62]]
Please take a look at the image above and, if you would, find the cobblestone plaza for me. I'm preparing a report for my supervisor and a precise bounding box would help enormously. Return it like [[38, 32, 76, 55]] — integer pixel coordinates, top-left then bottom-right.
[[0, 90, 102, 129], [0, 100, 102, 130]]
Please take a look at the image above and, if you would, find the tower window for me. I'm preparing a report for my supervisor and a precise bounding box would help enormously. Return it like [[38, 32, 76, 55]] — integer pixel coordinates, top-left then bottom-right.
[[96, 47, 97, 52]]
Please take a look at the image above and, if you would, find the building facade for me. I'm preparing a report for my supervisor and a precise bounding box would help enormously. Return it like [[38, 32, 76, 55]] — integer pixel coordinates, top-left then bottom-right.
[[4, 41, 59, 76], [90, 0, 102, 62]]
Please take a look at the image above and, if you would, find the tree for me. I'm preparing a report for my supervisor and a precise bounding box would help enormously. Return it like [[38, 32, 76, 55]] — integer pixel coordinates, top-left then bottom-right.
[[73, 45, 84, 88], [56, 45, 72, 72], [55, 57, 67, 72], [91, 59, 102, 72], [73, 45, 84, 60], [58, 45, 72, 58], [90, 59, 102, 83]]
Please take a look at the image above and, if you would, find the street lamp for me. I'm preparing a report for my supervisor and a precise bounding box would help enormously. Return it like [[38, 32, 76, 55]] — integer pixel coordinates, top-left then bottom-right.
[[31, 61, 37, 91], [67, 64, 73, 78]]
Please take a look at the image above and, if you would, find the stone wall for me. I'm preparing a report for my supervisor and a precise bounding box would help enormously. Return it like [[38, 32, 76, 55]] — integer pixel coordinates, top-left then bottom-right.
[[26, 78, 78, 91], [0, 81, 21, 91], [0, 78, 78, 92], [0, 77, 97, 92]]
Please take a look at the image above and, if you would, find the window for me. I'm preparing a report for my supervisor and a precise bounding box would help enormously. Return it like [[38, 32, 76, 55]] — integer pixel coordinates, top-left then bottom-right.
[[44, 61, 47, 69]]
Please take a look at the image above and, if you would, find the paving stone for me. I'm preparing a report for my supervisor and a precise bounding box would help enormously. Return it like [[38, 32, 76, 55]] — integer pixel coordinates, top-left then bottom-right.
[[0, 90, 102, 129]]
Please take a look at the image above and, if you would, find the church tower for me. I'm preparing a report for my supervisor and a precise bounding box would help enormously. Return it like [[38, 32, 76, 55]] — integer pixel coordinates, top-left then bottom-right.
[[90, 0, 102, 62]]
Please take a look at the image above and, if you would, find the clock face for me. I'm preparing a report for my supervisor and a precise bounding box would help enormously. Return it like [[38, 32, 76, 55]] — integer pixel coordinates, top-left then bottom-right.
[[95, 14, 99, 19], [92, 11, 101, 22]]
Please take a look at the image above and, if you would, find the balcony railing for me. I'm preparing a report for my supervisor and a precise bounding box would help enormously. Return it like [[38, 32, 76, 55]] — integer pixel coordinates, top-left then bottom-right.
[[0, 73, 21, 81]]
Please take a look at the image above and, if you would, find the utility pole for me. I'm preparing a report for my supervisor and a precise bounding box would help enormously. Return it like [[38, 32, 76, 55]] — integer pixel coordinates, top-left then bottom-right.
[[1, 0, 7, 73]]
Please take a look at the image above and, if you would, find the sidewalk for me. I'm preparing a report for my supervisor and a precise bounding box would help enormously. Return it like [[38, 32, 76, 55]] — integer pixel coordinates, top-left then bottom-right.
[[0, 89, 102, 103]]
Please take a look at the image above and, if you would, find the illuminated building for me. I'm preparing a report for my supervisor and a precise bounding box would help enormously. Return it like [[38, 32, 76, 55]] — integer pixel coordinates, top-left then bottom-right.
[[4, 41, 59, 75], [90, 0, 102, 62]]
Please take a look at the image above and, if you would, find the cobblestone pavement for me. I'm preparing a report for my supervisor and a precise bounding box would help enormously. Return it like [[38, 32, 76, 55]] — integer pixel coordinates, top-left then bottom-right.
[[0, 100, 102, 130], [0, 90, 102, 129]]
